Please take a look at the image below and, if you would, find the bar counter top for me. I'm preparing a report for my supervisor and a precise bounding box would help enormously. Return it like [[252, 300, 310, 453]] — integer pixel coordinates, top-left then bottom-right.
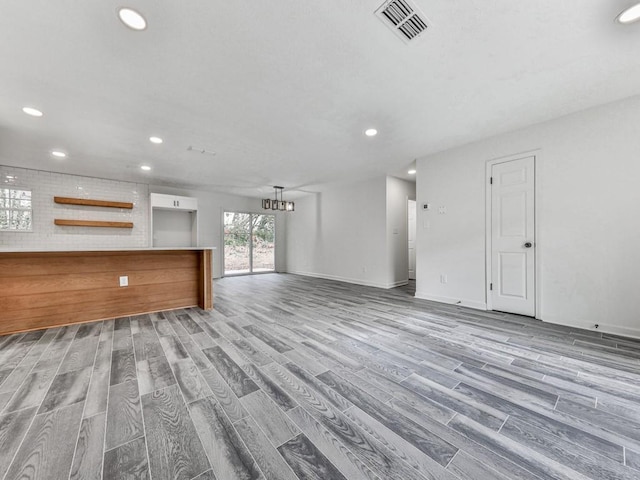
[[0, 246, 216, 253]]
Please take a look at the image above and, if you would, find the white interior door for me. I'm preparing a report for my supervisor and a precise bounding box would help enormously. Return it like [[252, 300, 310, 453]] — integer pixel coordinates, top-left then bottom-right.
[[408, 200, 416, 280], [490, 156, 535, 316]]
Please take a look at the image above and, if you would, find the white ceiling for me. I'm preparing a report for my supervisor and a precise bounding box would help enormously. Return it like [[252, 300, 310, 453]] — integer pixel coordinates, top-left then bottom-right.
[[1, 1, 639, 198]]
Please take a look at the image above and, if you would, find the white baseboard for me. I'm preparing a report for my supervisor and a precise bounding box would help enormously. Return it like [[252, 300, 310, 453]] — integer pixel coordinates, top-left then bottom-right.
[[542, 317, 640, 340], [286, 270, 404, 290], [415, 291, 487, 311]]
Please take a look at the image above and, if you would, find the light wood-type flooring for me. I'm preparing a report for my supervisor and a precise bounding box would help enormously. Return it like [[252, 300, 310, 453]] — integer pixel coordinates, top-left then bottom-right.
[[1, 273, 640, 479]]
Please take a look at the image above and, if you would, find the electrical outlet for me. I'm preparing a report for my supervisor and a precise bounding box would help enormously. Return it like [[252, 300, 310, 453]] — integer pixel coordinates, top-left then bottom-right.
[[438, 206, 447, 214], [119, 275, 129, 287]]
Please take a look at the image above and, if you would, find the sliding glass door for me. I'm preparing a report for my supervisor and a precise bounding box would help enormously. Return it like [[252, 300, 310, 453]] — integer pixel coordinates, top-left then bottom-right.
[[223, 212, 275, 275], [251, 214, 275, 272]]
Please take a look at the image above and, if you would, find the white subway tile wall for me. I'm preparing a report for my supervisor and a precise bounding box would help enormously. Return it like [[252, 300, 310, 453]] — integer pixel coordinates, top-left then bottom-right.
[[0, 165, 150, 249]]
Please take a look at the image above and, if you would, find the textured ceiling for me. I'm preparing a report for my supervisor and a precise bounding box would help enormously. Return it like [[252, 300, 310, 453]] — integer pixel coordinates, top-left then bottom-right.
[[1, 0, 639, 198]]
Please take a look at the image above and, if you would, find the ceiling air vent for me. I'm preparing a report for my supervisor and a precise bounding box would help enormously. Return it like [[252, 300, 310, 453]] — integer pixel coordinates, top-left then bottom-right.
[[375, 0, 430, 43]]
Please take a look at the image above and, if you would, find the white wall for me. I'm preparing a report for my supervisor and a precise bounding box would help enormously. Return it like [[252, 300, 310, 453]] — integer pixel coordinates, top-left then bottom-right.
[[286, 177, 391, 288], [152, 209, 195, 248], [386, 177, 416, 287], [150, 185, 286, 279], [0, 165, 148, 250], [416, 95, 640, 337], [286, 176, 416, 289]]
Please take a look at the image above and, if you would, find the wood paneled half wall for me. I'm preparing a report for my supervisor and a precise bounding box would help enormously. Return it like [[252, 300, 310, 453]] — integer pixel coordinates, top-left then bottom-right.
[[0, 249, 213, 335]]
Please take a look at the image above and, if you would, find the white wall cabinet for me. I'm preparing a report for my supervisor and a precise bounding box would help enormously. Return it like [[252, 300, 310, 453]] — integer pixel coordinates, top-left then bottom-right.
[[150, 193, 197, 211], [150, 193, 198, 247]]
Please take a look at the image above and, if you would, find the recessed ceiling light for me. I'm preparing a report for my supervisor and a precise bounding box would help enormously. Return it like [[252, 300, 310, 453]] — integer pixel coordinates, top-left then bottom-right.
[[408, 169, 416, 175], [117, 7, 147, 30], [51, 151, 67, 158], [365, 128, 378, 137], [149, 136, 163, 144], [617, 3, 640, 23], [22, 107, 43, 117], [140, 165, 151, 171]]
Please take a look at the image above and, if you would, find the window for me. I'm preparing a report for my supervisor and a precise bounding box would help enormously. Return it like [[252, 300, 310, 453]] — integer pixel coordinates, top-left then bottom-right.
[[0, 188, 32, 231]]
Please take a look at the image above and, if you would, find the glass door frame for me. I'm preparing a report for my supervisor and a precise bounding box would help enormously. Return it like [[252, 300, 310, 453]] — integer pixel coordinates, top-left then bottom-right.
[[222, 211, 276, 277]]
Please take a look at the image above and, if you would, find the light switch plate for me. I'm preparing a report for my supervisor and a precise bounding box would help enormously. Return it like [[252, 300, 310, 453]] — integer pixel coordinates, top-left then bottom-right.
[[119, 275, 129, 287]]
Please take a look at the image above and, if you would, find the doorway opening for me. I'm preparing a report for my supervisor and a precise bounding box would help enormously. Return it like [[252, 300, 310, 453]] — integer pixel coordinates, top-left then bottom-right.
[[223, 212, 275, 276], [408, 199, 416, 280], [486, 155, 536, 317]]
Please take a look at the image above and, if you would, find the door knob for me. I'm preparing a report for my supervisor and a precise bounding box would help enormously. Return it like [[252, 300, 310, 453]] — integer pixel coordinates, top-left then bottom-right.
[[524, 242, 533, 248]]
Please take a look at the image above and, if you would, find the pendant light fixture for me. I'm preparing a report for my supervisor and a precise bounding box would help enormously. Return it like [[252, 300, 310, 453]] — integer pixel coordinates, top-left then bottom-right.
[[262, 186, 294, 212]]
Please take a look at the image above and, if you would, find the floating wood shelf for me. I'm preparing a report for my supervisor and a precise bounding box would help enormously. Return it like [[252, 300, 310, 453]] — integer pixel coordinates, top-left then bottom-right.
[[54, 219, 134, 228], [54, 196, 133, 209]]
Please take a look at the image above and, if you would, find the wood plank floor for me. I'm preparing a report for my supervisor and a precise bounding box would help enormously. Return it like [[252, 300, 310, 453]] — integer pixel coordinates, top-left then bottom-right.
[[1, 273, 640, 480]]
